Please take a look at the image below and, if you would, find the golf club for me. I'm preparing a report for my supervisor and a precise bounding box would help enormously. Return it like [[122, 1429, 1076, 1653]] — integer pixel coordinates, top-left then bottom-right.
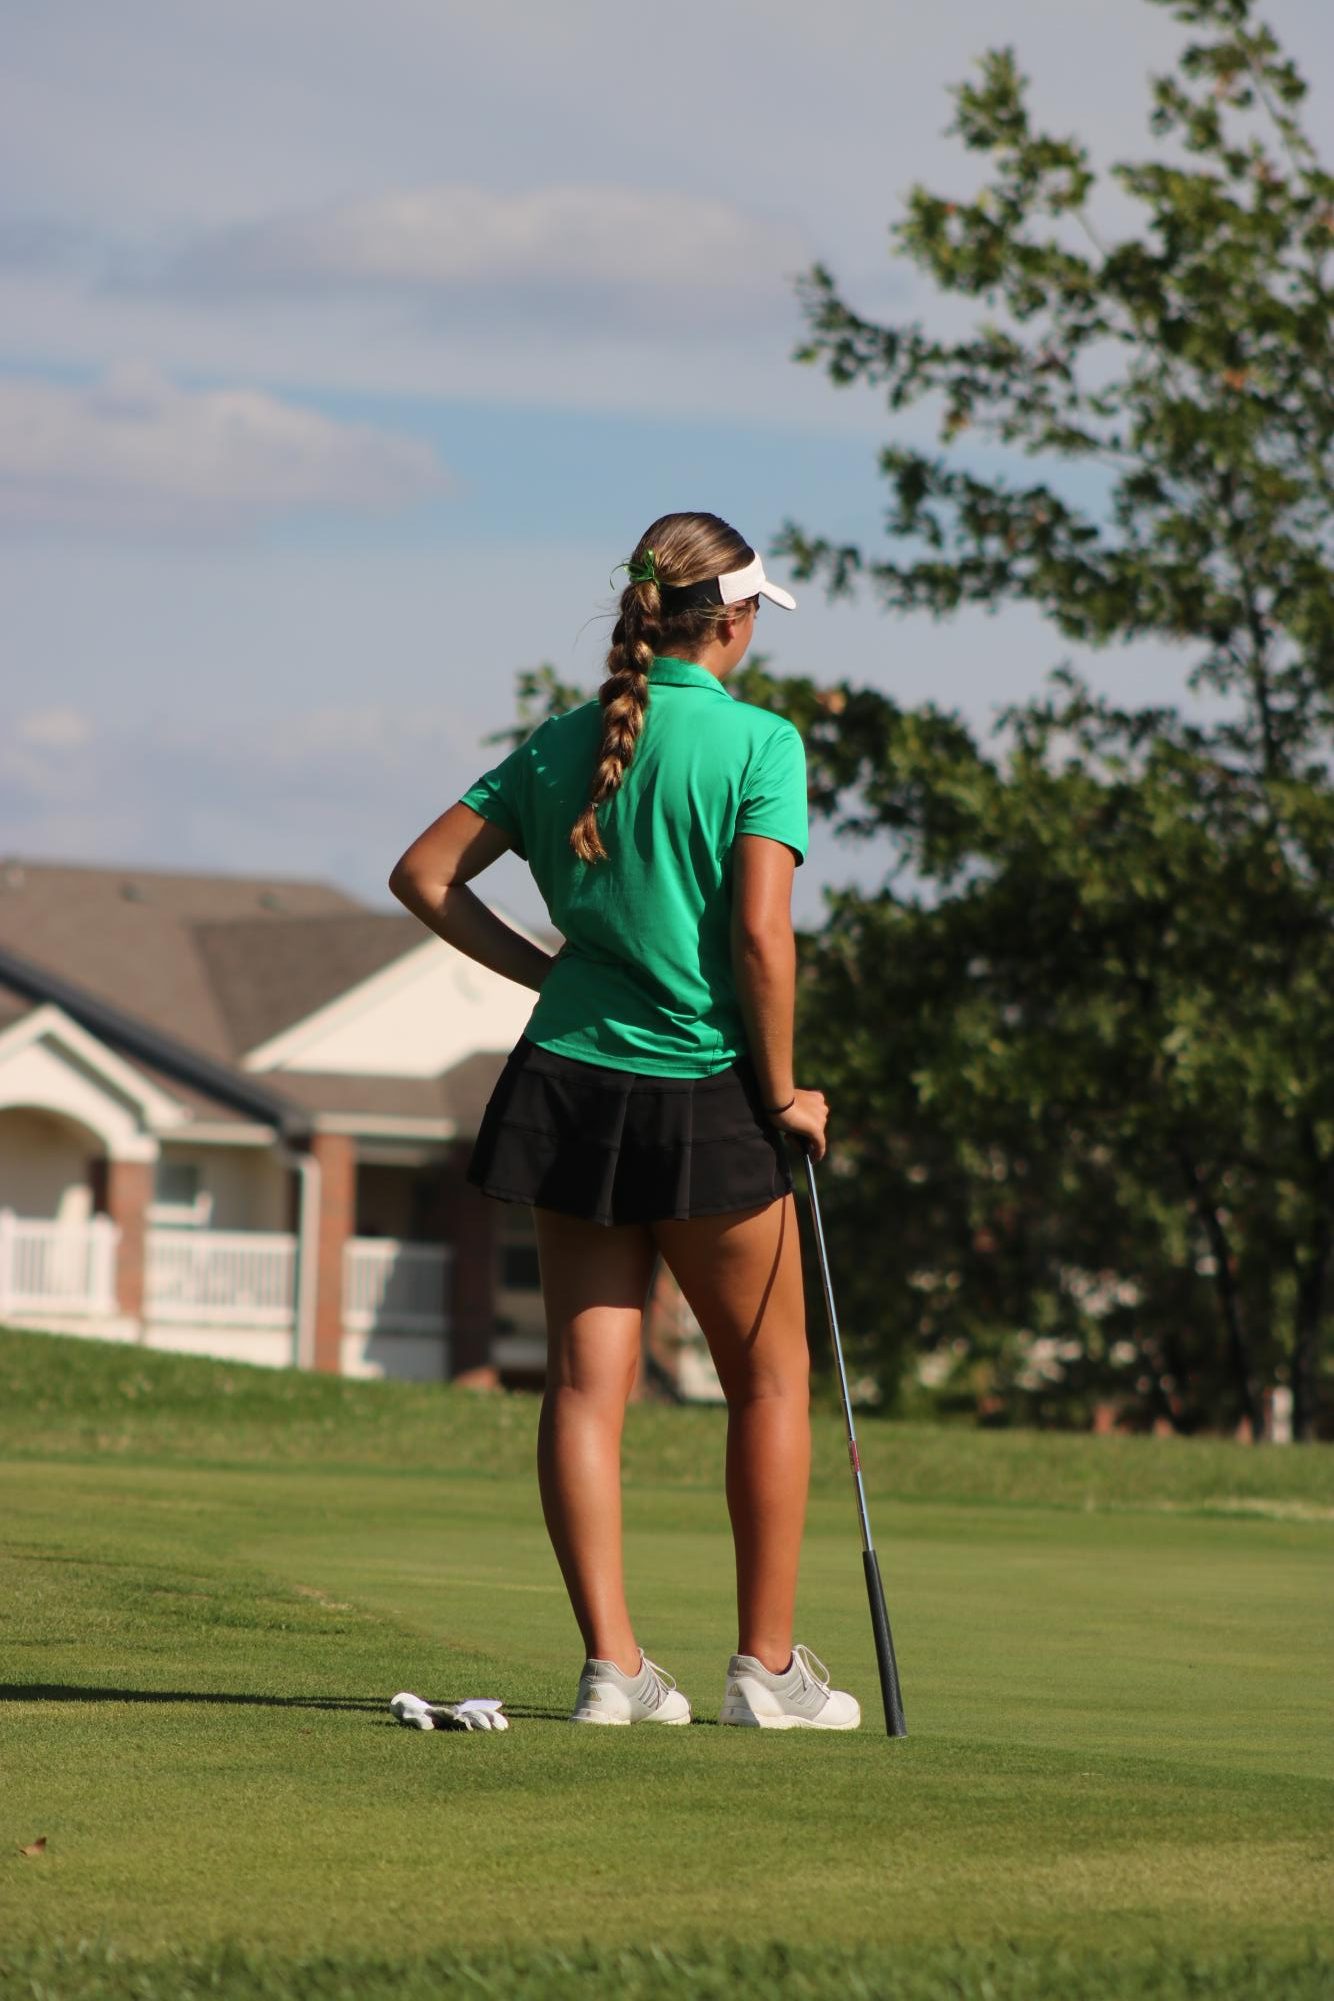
[[800, 1146, 908, 1738]]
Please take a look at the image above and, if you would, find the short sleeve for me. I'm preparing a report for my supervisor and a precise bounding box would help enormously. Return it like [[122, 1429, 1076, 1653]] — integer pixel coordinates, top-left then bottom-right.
[[460, 739, 529, 860], [735, 722, 808, 864]]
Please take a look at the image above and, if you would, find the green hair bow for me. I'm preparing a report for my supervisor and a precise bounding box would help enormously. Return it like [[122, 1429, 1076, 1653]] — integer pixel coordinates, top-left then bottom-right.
[[613, 548, 660, 589]]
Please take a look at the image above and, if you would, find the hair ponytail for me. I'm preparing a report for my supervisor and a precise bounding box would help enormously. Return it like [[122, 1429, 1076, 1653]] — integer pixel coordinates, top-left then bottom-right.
[[569, 579, 659, 864], [570, 511, 752, 864]]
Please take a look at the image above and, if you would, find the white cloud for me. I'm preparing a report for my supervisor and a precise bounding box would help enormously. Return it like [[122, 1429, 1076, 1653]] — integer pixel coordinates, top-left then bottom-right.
[[0, 363, 450, 533], [0, 692, 481, 914], [7, 0, 1332, 426], [17, 707, 94, 749], [0, 267, 841, 431], [0, 529, 1206, 924], [148, 185, 807, 331]]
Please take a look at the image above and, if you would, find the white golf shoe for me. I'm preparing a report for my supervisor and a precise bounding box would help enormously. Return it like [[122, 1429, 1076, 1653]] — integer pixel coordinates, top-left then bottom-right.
[[719, 1644, 861, 1730], [569, 1653, 691, 1726]]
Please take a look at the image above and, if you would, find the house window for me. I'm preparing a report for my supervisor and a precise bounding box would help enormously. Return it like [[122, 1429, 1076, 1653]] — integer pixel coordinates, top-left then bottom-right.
[[495, 1213, 542, 1296], [500, 1241, 541, 1292], [155, 1161, 200, 1206], [149, 1159, 213, 1227], [493, 1208, 545, 1348]]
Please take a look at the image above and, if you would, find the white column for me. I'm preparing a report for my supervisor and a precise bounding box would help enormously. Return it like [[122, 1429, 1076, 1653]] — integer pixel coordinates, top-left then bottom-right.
[[1269, 1385, 1294, 1446], [0, 1207, 13, 1316], [279, 1146, 322, 1371], [88, 1214, 120, 1314]]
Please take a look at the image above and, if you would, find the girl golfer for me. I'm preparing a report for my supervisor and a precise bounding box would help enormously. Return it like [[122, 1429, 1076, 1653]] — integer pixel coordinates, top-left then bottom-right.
[[389, 511, 860, 1730]]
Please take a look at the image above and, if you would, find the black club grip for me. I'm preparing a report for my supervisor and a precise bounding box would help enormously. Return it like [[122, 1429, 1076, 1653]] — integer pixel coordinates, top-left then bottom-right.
[[864, 1548, 908, 1738]]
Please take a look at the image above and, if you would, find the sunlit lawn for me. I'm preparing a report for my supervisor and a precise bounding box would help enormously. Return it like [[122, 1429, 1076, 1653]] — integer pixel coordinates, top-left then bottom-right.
[[2, 1330, 1331, 1999]]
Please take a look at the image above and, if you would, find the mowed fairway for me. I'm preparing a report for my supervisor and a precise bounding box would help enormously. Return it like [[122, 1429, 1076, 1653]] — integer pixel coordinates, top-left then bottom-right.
[[1, 1332, 1331, 1999]]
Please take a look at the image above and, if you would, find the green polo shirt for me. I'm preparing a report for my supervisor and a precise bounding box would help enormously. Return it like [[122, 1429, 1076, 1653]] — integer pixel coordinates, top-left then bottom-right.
[[460, 656, 808, 1076]]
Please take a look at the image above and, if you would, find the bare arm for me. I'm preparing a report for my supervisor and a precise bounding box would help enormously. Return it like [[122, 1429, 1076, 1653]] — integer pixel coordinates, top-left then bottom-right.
[[388, 803, 556, 992], [730, 834, 827, 1160]]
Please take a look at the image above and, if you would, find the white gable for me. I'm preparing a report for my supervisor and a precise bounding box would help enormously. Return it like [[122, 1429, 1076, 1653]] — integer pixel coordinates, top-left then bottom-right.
[[0, 1003, 188, 1160], [240, 931, 538, 1078]]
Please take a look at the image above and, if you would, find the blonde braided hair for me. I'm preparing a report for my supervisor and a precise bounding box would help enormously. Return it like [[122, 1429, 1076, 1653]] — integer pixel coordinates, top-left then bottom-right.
[[570, 511, 753, 863]]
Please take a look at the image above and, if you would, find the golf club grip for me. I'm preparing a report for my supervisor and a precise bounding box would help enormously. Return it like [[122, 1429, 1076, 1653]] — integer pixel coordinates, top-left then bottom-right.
[[864, 1549, 908, 1738]]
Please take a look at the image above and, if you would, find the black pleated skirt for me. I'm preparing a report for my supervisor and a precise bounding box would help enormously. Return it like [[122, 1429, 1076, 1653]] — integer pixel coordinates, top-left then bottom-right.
[[467, 1037, 794, 1227]]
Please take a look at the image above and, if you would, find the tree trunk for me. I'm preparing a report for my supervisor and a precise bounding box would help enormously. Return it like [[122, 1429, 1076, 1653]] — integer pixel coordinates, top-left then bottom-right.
[[1143, 1325, 1191, 1434], [1290, 1123, 1331, 1444], [1176, 1146, 1262, 1438], [1291, 1233, 1329, 1444]]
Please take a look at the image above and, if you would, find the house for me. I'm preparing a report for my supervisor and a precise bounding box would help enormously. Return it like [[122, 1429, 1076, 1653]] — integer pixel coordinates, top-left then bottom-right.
[[0, 856, 544, 1384], [0, 858, 723, 1397]]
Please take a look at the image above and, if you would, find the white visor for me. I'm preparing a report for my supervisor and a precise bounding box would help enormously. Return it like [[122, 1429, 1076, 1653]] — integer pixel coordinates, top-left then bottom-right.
[[718, 554, 797, 612]]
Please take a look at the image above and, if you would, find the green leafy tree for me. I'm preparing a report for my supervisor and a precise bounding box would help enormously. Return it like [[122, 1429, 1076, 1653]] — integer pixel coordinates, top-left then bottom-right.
[[732, 658, 1331, 1437], [753, 0, 1334, 1439], [484, 666, 588, 753], [492, 3, 1334, 1438]]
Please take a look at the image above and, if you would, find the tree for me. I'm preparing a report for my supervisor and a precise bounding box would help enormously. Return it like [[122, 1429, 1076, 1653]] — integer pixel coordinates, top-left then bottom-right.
[[494, 3, 1334, 1438], [752, 0, 1334, 1438], [731, 657, 1330, 1436]]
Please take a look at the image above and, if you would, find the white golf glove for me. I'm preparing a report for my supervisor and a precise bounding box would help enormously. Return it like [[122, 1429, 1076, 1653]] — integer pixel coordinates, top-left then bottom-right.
[[390, 1691, 509, 1732]]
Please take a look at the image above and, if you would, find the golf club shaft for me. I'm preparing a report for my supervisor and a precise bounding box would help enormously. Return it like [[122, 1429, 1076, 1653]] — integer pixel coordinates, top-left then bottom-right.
[[801, 1147, 908, 1739]]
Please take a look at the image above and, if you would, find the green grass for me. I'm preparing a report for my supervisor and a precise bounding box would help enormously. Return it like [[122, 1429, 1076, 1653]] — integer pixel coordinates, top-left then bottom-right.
[[1, 1941, 1331, 2001], [1, 1329, 1331, 1999], [3, 1324, 1332, 1514]]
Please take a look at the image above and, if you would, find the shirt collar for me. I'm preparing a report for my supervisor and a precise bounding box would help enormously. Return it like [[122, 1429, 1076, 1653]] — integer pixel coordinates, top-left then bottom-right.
[[647, 655, 731, 696]]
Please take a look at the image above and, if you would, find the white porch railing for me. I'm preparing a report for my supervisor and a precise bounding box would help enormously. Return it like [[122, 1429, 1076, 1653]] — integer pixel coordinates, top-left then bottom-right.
[[0, 1210, 120, 1316], [344, 1239, 451, 1333], [1, 1218, 451, 1350], [146, 1228, 296, 1327]]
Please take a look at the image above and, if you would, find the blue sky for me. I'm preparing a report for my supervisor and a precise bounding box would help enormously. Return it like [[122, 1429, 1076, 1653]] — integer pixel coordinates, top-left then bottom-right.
[[3, 0, 1330, 927]]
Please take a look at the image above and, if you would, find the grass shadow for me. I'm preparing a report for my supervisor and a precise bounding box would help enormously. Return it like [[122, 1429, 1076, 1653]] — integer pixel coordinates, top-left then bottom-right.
[[0, 1683, 588, 1724], [0, 1682, 385, 1714]]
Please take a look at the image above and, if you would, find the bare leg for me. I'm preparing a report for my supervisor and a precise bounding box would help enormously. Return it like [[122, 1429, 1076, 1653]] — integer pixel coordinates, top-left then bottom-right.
[[533, 1206, 656, 1676], [652, 1196, 809, 1673]]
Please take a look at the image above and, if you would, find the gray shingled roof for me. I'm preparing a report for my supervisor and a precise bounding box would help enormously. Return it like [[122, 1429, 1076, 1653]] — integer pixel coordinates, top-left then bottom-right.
[[0, 949, 311, 1136], [0, 965, 508, 1133], [0, 857, 370, 1063], [191, 912, 423, 1057], [0, 985, 33, 1032], [0, 858, 522, 1139]]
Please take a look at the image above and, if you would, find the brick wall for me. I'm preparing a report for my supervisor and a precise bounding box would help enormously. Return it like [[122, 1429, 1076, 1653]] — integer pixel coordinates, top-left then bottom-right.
[[100, 1159, 153, 1323], [430, 1142, 497, 1381], [309, 1133, 356, 1374]]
